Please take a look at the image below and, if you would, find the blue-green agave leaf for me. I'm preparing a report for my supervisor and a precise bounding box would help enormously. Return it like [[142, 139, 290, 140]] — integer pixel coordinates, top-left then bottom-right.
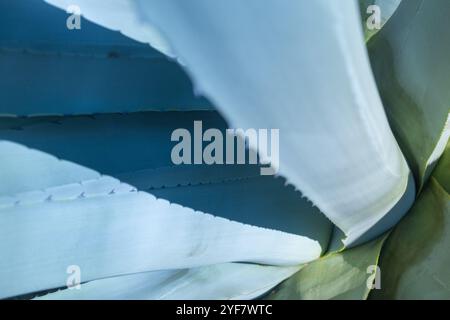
[[35, 263, 301, 300], [128, 0, 413, 245], [0, 140, 328, 298], [42, 0, 175, 58], [0, 0, 210, 116], [371, 175, 450, 299], [42, 0, 415, 245], [432, 141, 450, 194], [0, 112, 333, 239], [368, 0, 450, 190], [0, 112, 332, 297], [359, 0, 402, 41], [266, 233, 388, 300]]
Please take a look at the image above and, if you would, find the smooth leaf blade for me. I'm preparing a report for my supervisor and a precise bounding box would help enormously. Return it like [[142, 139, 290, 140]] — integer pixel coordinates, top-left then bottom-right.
[[0, 112, 333, 240], [371, 178, 450, 299], [433, 141, 450, 194], [35, 263, 301, 300], [131, 0, 412, 244], [0, 141, 323, 299], [266, 234, 388, 300], [359, 0, 402, 41], [0, 0, 210, 116], [368, 0, 450, 190]]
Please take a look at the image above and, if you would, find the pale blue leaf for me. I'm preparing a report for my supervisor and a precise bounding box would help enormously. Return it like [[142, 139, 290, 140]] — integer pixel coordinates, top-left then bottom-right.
[[129, 0, 413, 244], [35, 263, 301, 300]]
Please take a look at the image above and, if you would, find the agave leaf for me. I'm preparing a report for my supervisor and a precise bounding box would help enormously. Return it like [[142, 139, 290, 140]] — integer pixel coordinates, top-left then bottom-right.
[[0, 50, 210, 115], [0, 112, 332, 247], [368, 0, 450, 190], [35, 263, 301, 300], [266, 233, 388, 300], [43, 0, 175, 58], [433, 141, 450, 194], [5, 0, 164, 59], [0, 181, 319, 299], [0, 141, 324, 298], [0, 112, 228, 176], [0, 0, 210, 116], [328, 172, 415, 250], [371, 177, 450, 299], [0, 112, 333, 239], [108, 0, 413, 245], [0, 140, 100, 195], [359, 0, 402, 41]]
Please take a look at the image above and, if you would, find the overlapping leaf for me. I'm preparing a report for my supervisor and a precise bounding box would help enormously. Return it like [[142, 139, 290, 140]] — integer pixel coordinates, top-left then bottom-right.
[[359, 0, 402, 41], [371, 177, 450, 299], [0, 0, 210, 116], [35, 263, 301, 300], [266, 234, 388, 300], [4, 0, 449, 300], [368, 0, 450, 190], [0, 112, 331, 298]]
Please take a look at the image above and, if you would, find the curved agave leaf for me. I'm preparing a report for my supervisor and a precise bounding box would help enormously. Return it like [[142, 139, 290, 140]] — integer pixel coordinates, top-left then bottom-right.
[[41, 0, 414, 245], [43, 0, 175, 58], [0, 141, 324, 298], [368, 0, 450, 190], [118, 0, 412, 245], [0, 112, 333, 239], [359, 0, 402, 41], [266, 233, 388, 300], [5, 0, 161, 59], [328, 170, 414, 250], [0, 140, 100, 195], [35, 263, 301, 300], [433, 141, 450, 194], [371, 177, 450, 299], [0, 112, 228, 175], [0, 0, 210, 116], [0, 158, 321, 297]]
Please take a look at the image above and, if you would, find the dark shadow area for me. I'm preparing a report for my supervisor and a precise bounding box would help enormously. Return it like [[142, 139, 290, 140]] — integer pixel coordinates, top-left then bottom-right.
[[0, 0, 333, 254], [0, 0, 211, 115], [0, 112, 333, 249]]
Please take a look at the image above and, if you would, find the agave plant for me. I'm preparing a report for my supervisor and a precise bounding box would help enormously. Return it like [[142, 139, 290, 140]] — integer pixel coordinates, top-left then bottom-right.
[[0, 0, 448, 300]]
